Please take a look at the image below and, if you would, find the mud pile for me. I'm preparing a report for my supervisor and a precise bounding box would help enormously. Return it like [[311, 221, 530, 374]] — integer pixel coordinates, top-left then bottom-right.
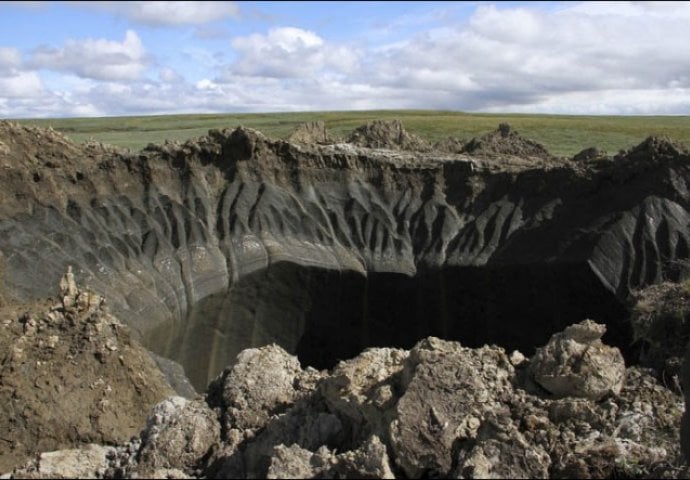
[[345, 119, 430, 151], [6, 320, 685, 479], [287, 121, 334, 145], [462, 123, 553, 160], [0, 269, 173, 472], [618, 135, 689, 163], [433, 136, 466, 154]]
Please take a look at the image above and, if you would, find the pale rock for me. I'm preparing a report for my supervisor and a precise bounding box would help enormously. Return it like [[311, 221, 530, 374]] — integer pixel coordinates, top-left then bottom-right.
[[11, 444, 115, 479], [529, 320, 625, 400], [266, 436, 394, 479], [133, 397, 220, 474], [320, 347, 408, 442], [220, 344, 305, 432], [454, 415, 550, 479], [390, 337, 514, 478]]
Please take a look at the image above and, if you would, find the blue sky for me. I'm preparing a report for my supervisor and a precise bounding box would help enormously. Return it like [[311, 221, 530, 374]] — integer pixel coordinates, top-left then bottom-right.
[[1, 1, 690, 118]]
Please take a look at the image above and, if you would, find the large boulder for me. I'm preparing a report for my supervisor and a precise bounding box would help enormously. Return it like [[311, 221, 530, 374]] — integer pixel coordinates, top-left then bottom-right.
[[130, 397, 220, 475], [389, 337, 514, 478], [211, 344, 307, 432], [528, 320, 626, 400]]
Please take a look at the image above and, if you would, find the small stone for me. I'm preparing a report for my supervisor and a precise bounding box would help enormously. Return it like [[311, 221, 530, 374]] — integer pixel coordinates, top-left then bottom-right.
[[59, 266, 78, 309], [46, 335, 59, 349], [22, 316, 37, 336], [510, 350, 526, 366]]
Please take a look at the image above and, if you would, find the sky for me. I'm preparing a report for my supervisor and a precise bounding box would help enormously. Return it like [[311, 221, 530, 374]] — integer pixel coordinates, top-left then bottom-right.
[[1, 1, 690, 118]]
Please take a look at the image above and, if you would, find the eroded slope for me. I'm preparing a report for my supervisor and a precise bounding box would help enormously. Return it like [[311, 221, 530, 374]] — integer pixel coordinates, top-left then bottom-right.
[[1, 120, 689, 389]]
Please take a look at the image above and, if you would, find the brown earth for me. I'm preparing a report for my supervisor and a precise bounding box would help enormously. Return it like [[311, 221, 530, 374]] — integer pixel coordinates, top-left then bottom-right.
[[0, 269, 173, 472], [7, 322, 686, 479], [287, 121, 334, 145], [462, 122, 554, 160], [345, 119, 431, 151], [0, 119, 689, 477]]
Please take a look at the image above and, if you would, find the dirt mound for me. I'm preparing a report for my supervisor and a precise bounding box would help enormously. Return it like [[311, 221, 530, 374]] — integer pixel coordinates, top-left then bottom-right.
[[630, 282, 690, 384], [432, 136, 466, 154], [462, 123, 553, 159], [0, 268, 173, 472], [8, 323, 685, 479], [346, 119, 430, 151], [618, 135, 689, 162], [0, 121, 119, 170], [287, 121, 334, 145], [573, 146, 608, 162]]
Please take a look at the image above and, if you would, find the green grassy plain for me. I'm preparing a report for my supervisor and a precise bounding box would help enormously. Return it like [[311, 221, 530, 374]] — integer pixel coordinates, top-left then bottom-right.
[[13, 110, 690, 157]]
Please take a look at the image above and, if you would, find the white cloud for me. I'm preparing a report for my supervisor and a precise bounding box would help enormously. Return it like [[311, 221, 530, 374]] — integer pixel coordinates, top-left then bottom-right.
[[0, 71, 44, 98], [0, 47, 21, 72], [159, 67, 182, 83], [357, 2, 690, 112], [30, 30, 147, 81], [227, 27, 359, 78], [7, 2, 690, 117], [482, 88, 690, 115], [81, 1, 239, 26], [0, 88, 103, 119]]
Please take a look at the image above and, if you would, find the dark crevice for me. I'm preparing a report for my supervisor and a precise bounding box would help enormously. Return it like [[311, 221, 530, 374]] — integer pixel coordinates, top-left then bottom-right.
[[144, 261, 632, 392], [295, 263, 631, 371]]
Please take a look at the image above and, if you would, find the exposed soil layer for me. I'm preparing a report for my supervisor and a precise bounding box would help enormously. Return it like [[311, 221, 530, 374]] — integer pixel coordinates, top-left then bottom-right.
[[0, 272, 173, 472], [2, 120, 690, 476], [8, 326, 686, 479], [1, 120, 690, 391]]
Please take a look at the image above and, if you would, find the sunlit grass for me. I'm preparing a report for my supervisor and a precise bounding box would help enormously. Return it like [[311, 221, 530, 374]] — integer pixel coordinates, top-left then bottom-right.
[[13, 110, 690, 157]]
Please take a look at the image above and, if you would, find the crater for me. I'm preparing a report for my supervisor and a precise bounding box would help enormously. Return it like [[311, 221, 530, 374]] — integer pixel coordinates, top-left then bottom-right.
[[143, 261, 630, 391], [1, 121, 689, 394]]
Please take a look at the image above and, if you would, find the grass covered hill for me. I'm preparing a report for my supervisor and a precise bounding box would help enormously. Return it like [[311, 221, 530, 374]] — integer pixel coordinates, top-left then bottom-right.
[[13, 110, 690, 158]]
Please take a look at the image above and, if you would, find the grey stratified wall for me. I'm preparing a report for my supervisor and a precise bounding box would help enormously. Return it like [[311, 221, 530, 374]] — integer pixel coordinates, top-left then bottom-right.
[[1, 127, 689, 388]]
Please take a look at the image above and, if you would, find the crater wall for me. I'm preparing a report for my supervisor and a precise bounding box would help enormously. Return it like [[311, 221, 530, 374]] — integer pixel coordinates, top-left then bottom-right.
[[1, 123, 689, 389]]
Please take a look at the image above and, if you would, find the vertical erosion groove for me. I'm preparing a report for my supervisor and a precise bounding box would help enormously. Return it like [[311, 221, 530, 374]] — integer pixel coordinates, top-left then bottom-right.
[[1, 126, 689, 393]]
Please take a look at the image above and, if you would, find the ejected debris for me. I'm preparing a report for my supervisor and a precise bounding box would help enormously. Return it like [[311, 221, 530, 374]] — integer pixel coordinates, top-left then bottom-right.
[[287, 121, 334, 145], [463, 123, 553, 159], [346, 119, 431, 151]]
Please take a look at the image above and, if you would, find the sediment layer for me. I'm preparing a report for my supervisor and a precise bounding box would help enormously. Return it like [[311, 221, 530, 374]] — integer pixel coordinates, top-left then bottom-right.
[[1, 122, 689, 388]]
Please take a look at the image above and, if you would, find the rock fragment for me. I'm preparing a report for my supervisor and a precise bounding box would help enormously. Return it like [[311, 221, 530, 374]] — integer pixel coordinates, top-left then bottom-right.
[[319, 347, 408, 443], [265, 436, 394, 479], [131, 397, 220, 475], [454, 414, 550, 479], [9, 444, 115, 479], [389, 337, 514, 478], [529, 319, 626, 400]]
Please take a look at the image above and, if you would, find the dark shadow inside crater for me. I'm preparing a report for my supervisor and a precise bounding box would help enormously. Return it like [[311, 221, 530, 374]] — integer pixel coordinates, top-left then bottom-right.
[[144, 261, 632, 392], [295, 263, 632, 370]]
